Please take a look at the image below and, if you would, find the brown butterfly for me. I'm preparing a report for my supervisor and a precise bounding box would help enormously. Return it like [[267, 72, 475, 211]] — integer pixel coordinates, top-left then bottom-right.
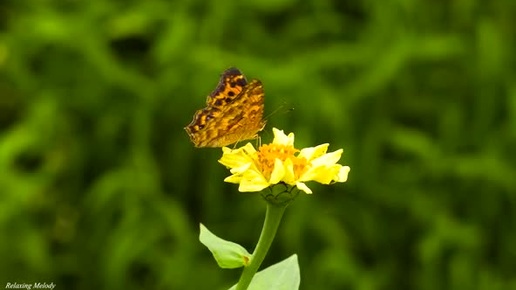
[[185, 68, 266, 147]]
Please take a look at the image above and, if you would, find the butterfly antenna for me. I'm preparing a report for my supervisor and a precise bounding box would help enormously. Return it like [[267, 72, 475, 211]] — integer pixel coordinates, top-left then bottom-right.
[[264, 101, 294, 120]]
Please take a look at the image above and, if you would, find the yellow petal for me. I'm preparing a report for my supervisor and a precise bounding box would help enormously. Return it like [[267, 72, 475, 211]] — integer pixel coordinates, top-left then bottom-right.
[[298, 164, 339, 184], [295, 182, 312, 194], [229, 163, 252, 175], [219, 144, 255, 168], [269, 158, 285, 184], [336, 166, 350, 182], [317, 165, 342, 184], [272, 128, 295, 146], [299, 144, 329, 161], [298, 166, 326, 183], [225, 161, 268, 192], [241, 142, 258, 155], [238, 171, 269, 192], [239, 181, 269, 192], [282, 158, 296, 185], [311, 149, 343, 167], [224, 174, 243, 184]]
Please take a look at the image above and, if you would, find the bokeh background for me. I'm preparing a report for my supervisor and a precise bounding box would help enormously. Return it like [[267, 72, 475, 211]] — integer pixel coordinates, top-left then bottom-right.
[[1, 0, 515, 289]]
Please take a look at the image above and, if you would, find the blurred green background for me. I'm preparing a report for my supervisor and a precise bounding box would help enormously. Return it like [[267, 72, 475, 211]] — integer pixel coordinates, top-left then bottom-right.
[[1, 0, 515, 289]]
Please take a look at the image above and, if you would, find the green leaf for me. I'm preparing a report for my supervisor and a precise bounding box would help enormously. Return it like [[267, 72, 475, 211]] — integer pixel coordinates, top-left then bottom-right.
[[199, 224, 251, 269], [229, 254, 300, 290]]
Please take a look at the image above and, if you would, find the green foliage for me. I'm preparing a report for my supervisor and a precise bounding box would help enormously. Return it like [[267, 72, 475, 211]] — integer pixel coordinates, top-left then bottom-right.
[[229, 255, 300, 290], [199, 224, 251, 269], [200, 223, 299, 289], [1, 0, 515, 289]]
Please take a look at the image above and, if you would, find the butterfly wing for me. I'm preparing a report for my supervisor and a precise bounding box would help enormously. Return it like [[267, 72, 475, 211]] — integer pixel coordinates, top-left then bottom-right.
[[185, 69, 265, 148]]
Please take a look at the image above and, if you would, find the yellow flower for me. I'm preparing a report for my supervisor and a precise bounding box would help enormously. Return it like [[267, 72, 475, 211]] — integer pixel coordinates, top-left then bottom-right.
[[218, 128, 350, 194]]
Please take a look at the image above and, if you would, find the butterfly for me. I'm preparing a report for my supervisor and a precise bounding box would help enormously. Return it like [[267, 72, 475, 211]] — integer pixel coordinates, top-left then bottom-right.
[[185, 68, 266, 147]]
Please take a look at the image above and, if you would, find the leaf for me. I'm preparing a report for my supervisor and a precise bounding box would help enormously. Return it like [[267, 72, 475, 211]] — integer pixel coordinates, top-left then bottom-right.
[[229, 254, 300, 290], [199, 223, 251, 269]]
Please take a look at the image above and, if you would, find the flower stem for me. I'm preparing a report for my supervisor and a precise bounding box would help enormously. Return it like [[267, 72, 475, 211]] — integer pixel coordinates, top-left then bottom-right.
[[235, 203, 286, 290]]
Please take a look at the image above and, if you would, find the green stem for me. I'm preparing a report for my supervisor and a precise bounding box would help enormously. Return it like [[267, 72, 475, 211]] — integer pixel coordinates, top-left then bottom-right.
[[235, 203, 287, 290]]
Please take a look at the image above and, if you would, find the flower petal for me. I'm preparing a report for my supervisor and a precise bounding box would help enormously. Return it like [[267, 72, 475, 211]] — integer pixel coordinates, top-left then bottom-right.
[[272, 128, 295, 146], [229, 163, 251, 174], [241, 142, 258, 155], [282, 158, 296, 185], [238, 171, 269, 192], [336, 166, 351, 182], [299, 164, 343, 184], [311, 149, 343, 167], [299, 143, 329, 161], [319, 165, 343, 184], [219, 143, 256, 168], [224, 174, 242, 184], [269, 158, 285, 184], [295, 182, 312, 194]]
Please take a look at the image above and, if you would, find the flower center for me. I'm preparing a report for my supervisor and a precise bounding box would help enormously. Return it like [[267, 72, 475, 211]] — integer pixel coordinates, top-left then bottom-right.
[[257, 144, 308, 180]]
